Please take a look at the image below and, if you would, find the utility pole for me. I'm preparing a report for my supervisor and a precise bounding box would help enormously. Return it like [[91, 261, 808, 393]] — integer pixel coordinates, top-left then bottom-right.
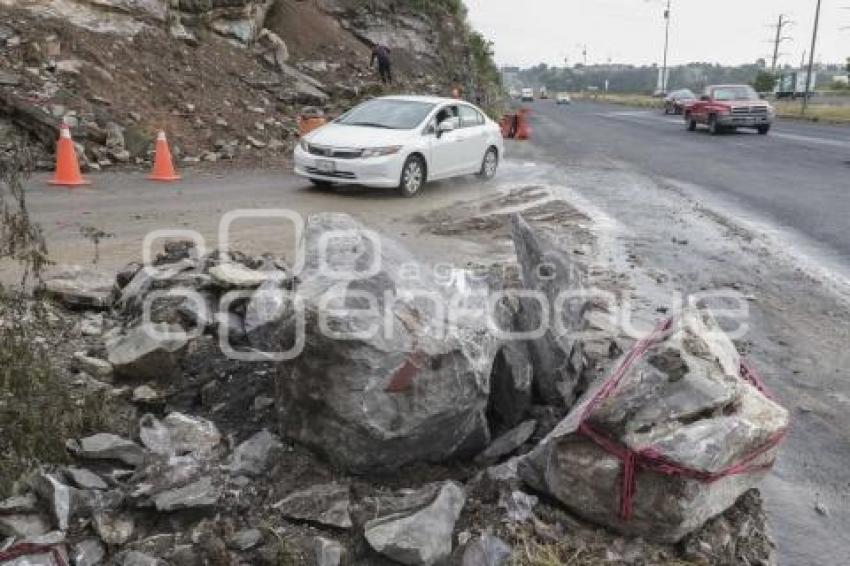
[[802, 0, 822, 115], [770, 14, 793, 72], [661, 0, 671, 94]]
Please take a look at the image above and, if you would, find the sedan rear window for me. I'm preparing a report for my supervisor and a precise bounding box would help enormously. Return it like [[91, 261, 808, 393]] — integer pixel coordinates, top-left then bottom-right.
[[337, 99, 436, 130]]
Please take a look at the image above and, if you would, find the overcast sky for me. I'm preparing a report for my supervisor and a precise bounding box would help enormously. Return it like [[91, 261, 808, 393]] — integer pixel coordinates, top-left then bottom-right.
[[464, 0, 848, 68]]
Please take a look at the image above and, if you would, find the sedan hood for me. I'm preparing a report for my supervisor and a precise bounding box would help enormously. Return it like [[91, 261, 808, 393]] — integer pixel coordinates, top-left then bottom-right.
[[306, 123, 418, 148]]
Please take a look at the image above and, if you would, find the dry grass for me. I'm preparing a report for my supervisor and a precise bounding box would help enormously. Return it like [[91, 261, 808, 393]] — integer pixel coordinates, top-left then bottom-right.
[[571, 92, 663, 109], [772, 100, 850, 124]]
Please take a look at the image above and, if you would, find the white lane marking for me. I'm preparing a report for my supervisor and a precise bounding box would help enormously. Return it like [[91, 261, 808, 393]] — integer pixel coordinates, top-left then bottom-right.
[[770, 132, 850, 149], [597, 110, 850, 148]]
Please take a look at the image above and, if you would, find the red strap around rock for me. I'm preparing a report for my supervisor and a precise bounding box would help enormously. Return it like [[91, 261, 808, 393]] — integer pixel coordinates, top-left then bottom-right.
[[577, 317, 789, 520]]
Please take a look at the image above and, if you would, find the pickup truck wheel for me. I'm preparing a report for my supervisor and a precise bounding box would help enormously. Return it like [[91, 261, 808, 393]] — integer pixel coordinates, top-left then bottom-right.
[[685, 114, 697, 131], [708, 115, 721, 135], [757, 125, 771, 135]]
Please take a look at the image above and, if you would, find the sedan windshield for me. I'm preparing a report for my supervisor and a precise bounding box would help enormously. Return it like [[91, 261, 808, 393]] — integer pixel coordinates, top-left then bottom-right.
[[712, 86, 759, 101], [337, 99, 436, 130]]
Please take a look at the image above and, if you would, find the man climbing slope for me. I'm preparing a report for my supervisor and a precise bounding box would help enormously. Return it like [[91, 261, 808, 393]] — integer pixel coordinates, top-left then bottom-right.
[[370, 43, 392, 85]]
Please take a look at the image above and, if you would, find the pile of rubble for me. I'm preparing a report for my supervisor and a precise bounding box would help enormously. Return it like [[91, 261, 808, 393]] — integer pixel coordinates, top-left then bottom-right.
[[1, 213, 788, 565]]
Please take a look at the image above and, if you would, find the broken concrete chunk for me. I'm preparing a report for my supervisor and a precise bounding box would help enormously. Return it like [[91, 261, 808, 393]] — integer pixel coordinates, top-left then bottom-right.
[[162, 412, 221, 457], [226, 527, 263, 551], [461, 534, 512, 566], [66, 467, 108, 490], [93, 510, 134, 545], [153, 477, 218, 512], [116, 551, 164, 566], [73, 352, 114, 380], [139, 414, 174, 456], [42, 265, 116, 310], [32, 473, 73, 531], [274, 483, 352, 529], [106, 323, 189, 381], [0, 493, 39, 514], [71, 538, 106, 566], [365, 481, 466, 566], [208, 262, 279, 288], [0, 513, 51, 539], [477, 420, 536, 463], [314, 536, 343, 566], [228, 429, 283, 477], [518, 310, 790, 543], [75, 433, 147, 467]]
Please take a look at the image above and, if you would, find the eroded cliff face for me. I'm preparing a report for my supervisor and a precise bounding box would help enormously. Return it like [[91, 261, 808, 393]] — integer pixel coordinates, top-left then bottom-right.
[[1, 0, 500, 163]]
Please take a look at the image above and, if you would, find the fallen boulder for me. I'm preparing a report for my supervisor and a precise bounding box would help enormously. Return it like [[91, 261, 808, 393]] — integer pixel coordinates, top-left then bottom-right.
[[277, 213, 497, 472], [518, 310, 789, 543], [72, 433, 147, 467], [364, 481, 466, 566], [510, 214, 587, 407]]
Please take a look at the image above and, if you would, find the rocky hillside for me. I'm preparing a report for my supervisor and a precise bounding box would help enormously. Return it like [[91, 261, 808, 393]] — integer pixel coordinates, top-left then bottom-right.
[[0, 0, 501, 169]]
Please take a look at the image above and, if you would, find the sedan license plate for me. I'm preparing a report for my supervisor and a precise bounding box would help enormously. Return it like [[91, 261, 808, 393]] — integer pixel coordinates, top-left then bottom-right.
[[316, 159, 336, 174]]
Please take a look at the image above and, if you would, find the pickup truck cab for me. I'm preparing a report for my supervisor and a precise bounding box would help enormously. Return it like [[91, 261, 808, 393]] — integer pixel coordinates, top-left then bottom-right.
[[683, 85, 774, 135]]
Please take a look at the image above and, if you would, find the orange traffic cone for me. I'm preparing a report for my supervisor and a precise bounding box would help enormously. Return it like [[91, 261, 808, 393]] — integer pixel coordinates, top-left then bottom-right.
[[48, 124, 90, 187], [148, 131, 180, 182]]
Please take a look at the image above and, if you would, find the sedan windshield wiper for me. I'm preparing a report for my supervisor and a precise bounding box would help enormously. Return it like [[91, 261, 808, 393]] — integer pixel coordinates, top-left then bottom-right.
[[344, 121, 396, 129]]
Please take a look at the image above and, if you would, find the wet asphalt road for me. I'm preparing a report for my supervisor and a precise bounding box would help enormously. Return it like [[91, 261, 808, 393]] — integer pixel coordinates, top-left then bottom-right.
[[524, 100, 850, 271]]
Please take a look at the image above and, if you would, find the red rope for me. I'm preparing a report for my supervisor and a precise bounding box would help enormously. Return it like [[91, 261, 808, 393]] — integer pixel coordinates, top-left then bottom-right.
[[0, 543, 67, 566], [577, 317, 788, 520]]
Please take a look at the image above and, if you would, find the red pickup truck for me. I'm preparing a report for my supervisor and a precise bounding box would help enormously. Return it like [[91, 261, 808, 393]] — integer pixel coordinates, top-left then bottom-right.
[[683, 85, 774, 135]]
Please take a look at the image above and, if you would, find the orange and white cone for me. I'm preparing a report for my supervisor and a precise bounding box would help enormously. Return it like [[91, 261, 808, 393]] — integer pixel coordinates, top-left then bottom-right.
[[148, 131, 180, 182], [48, 124, 90, 187]]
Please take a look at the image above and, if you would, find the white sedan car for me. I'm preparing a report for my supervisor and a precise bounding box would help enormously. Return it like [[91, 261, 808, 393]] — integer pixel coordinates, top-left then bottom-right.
[[294, 95, 504, 197]]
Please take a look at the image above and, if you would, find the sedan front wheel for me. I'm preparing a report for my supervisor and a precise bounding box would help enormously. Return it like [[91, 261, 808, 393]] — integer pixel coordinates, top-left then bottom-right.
[[478, 147, 499, 180], [398, 155, 426, 197]]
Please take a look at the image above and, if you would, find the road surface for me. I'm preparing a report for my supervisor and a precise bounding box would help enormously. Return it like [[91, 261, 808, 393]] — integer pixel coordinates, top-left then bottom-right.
[[527, 100, 850, 273]]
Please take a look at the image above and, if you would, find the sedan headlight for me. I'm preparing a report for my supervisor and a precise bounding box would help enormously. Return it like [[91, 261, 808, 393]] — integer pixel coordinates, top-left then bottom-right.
[[299, 138, 310, 152], [361, 146, 402, 158]]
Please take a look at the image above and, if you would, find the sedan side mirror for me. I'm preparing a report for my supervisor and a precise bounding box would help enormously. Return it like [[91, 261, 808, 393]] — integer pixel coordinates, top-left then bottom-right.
[[437, 120, 456, 136]]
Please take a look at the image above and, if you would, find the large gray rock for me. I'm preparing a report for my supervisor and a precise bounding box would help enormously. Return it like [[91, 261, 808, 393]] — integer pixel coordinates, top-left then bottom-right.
[[274, 483, 352, 529], [518, 309, 790, 543], [161, 412, 221, 457], [510, 214, 587, 406], [106, 323, 189, 381], [153, 476, 218, 511], [277, 213, 497, 472], [228, 429, 283, 476], [92, 510, 134, 545], [365, 481, 466, 566], [42, 265, 116, 310]]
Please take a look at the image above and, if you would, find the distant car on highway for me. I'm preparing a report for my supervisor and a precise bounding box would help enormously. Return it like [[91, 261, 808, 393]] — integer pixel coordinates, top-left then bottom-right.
[[539, 86, 549, 99], [663, 89, 695, 114], [294, 95, 504, 196], [683, 85, 774, 135], [555, 92, 572, 105], [521, 88, 534, 102]]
